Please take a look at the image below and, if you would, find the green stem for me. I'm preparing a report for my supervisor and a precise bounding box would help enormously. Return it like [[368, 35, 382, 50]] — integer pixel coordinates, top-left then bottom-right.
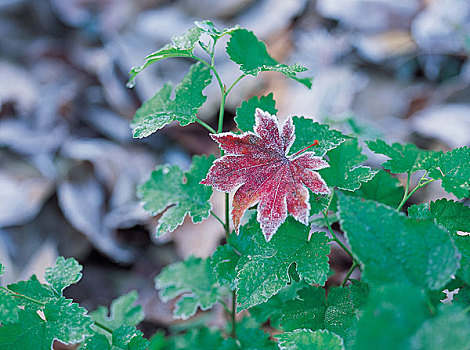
[[397, 173, 435, 211], [218, 92, 227, 133], [231, 291, 237, 338], [211, 211, 225, 227], [94, 320, 114, 334], [226, 74, 246, 96], [225, 193, 230, 239], [341, 260, 358, 287], [397, 172, 411, 211], [322, 211, 356, 262], [196, 119, 217, 134]]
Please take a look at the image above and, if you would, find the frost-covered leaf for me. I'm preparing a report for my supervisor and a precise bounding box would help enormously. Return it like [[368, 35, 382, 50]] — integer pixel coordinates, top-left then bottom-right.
[[290, 117, 346, 157], [281, 281, 369, 345], [7, 275, 55, 307], [131, 62, 212, 138], [129, 26, 202, 84], [0, 263, 4, 277], [235, 93, 278, 132], [170, 327, 225, 350], [202, 109, 330, 241], [366, 139, 431, 174], [347, 170, 403, 207], [0, 290, 18, 324], [338, 195, 459, 290], [112, 325, 149, 350], [0, 297, 93, 350], [222, 321, 277, 350], [408, 199, 470, 283], [81, 333, 110, 350], [44, 256, 82, 295], [155, 256, 222, 320], [226, 29, 312, 88], [249, 282, 307, 328], [211, 245, 241, 291], [354, 284, 428, 350], [410, 305, 470, 350], [277, 329, 345, 350], [129, 20, 238, 84], [139, 155, 214, 237], [319, 138, 377, 191], [90, 291, 144, 331], [423, 146, 470, 198], [236, 217, 331, 311]]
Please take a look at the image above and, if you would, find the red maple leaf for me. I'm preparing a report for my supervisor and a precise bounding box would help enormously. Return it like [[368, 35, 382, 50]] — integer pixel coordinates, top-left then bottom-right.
[[201, 109, 330, 241]]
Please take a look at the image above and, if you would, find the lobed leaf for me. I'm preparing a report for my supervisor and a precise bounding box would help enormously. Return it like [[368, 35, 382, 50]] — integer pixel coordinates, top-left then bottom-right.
[[221, 320, 277, 350], [338, 194, 459, 290], [423, 146, 470, 198], [0, 290, 18, 324], [290, 117, 346, 157], [319, 138, 377, 191], [155, 256, 222, 320], [366, 139, 431, 174], [226, 29, 312, 88], [90, 290, 144, 331], [235, 217, 331, 311], [139, 154, 215, 237], [112, 325, 149, 350], [277, 329, 345, 350], [131, 62, 212, 138], [81, 333, 110, 350], [44, 256, 82, 295], [0, 297, 93, 350], [235, 93, 278, 132], [129, 20, 239, 84], [408, 199, 470, 283]]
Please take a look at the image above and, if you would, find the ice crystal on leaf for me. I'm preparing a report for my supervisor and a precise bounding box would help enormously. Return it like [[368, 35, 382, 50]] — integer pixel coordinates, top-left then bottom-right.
[[201, 109, 330, 241]]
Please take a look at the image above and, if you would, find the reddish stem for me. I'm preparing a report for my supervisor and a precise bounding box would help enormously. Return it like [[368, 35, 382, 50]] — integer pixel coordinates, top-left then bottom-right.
[[292, 140, 319, 157]]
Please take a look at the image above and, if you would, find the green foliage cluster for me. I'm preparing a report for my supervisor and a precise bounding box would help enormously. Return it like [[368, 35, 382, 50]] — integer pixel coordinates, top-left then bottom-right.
[[1, 20, 469, 349]]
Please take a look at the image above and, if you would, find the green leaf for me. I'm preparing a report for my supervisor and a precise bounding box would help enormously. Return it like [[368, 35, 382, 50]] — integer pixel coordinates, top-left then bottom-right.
[[290, 117, 346, 157], [81, 333, 111, 350], [346, 170, 403, 207], [129, 26, 203, 83], [44, 256, 82, 295], [454, 284, 470, 307], [194, 20, 239, 39], [226, 29, 312, 88], [222, 320, 277, 350], [236, 217, 331, 311], [155, 256, 222, 320], [8, 275, 55, 307], [249, 281, 307, 328], [112, 325, 149, 350], [0, 290, 18, 324], [410, 305, 470, 350], [408, 199, 470, 283], [90, 290, 144, 331], [0, 297, 93, 350], [0, 262, 4, 277], [170, 327, 225, 350], [319, 138, 377, 191], [354, 284, 428, 350], [211, 244, 241, 291], [281, 281, 369, 345], [277, 329, 345, 350], [366, 139, 431, 174], [131, 62, 212, 138], [138, 154, 215, 237], [235, 93, 278, 132], [338, 195, 459, 290], [424, 146, 470, 198]]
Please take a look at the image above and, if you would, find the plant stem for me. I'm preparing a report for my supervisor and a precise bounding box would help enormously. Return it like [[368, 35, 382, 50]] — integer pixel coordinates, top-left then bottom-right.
[[218, 92, 227, 133], [322, 211, 356, 262], [211, 211, 225, 227], [224, 194, 230, 240], [226, 74, 246, 96], [397, 173, 435, 212], [196, 119, 217, 134], [341, 260, 358, 287], [397, 172, 411, 211], [94, 320, 114, 334], [231, 291, 237, 338]]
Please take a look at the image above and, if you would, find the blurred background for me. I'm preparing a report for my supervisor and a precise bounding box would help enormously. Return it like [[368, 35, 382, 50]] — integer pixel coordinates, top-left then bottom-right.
[[0, 0, 469, 341]]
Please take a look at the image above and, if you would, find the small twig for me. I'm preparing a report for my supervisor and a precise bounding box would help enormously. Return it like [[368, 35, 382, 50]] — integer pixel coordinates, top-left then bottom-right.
[[211, 211, 225, 227], [341, 260, 358, 287], [196, 119, 217, 134]]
